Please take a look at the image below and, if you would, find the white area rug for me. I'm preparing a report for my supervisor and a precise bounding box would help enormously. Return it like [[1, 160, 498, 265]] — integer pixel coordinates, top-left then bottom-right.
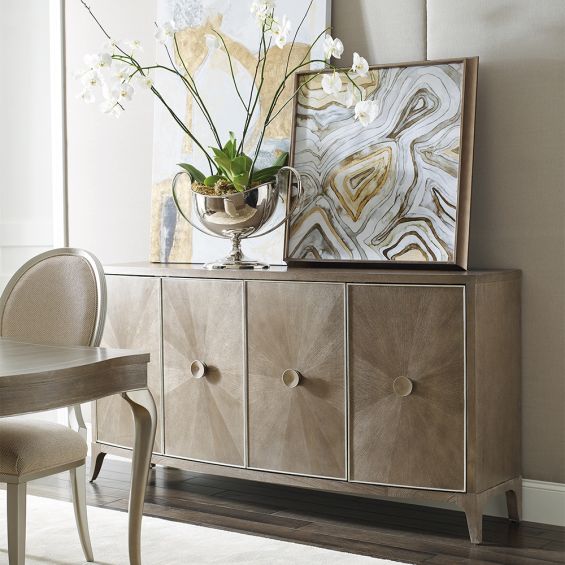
[[0, 493, 404, 564]]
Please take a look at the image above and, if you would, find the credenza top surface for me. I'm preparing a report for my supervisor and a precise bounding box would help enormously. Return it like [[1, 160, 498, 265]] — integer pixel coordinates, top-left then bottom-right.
[[104, 262, 520, 285]]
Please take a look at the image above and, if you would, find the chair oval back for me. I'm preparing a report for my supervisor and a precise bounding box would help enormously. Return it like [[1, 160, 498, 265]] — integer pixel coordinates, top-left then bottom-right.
[[0, 248, 107, 347]]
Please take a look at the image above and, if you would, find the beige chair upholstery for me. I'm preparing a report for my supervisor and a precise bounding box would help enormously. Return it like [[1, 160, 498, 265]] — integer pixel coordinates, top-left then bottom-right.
[[0, 420, 87, 478], [0, 248, 106, 564], [0, 253, 103, 347]]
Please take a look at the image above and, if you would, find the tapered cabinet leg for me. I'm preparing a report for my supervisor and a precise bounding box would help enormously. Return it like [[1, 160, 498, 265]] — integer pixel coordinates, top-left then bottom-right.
[[7, 483, 26, 565], [70, 465, 94, 562], [459, 494, 484, 544], [506, 478, 522, 523], [90, 449, 107, 483], [122, 388, 157, 565]]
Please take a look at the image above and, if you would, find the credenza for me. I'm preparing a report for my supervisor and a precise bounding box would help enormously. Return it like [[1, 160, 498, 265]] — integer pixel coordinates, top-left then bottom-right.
[[92, 263, 521, 544]]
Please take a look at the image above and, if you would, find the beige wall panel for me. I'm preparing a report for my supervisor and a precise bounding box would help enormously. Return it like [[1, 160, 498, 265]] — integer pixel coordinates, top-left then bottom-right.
[[332, 0, 426, 64], [427, 0, 565, 483]]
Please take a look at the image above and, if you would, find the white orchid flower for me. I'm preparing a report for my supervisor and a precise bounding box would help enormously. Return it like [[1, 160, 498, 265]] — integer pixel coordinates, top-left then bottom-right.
[[271, 15, 291, 49], [78, 88, 96, 104], [112, 65, 131, 83], [124, 39, 143, 54], [251, 0, 275, 24], [351, 52, 369, 77], [343, 82, 361, 108], [135, 73, 153, 89], [102, 39, 120, 52], [84, 51, 112, 70], [80, 68, 103, 89], [321, 72, 342, 95], [100, 98, 122, 118], [155, 21, 177, 44], [323, 35, 344, 60], [354, 99, 379, 126], [111, 82, 134, 102]]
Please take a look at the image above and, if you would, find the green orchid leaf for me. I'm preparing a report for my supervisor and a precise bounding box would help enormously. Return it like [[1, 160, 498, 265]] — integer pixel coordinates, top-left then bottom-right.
[[250, 153, 288, 183], [204, 175, 223, 187], [230, 154, 252, 175], [232, 172, 249, 192], [252, 165, 283, 183], [273, 152, 288, 167], [222, 132, 237, 159], [212, 152, 232, 174], [178, 163, 205, 183], [210, 146, 227, 159]]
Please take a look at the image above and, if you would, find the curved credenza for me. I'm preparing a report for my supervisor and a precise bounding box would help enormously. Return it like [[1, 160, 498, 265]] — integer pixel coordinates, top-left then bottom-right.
[[92, 263, 521, 544]]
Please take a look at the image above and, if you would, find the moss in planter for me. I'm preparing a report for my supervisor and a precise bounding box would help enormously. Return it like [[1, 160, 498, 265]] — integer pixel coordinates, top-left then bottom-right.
[[191, 179, 238, 196], [191, 178, 274, 196]]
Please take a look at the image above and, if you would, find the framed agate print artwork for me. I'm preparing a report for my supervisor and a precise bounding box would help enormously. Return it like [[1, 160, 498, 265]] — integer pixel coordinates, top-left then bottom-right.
[[284, 57, 478, 269]]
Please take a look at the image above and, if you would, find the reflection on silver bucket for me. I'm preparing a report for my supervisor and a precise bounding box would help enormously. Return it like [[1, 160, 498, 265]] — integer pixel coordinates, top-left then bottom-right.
[[172, 166, 302, 269]]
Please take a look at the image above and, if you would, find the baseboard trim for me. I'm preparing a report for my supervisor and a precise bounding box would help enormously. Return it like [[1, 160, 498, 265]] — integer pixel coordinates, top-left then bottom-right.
[[414, 479, 565, 528], [483, 479, 564, 527], [519, 479, 565, 527]]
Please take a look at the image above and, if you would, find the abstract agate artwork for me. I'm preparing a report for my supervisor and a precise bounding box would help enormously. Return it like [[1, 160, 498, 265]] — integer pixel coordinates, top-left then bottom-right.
[[285, 58, 478, 268], [150, 0, 330, 264]]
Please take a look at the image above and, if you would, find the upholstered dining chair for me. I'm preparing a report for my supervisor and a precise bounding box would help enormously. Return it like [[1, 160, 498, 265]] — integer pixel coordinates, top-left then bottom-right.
[[0, 248, 106, 565]]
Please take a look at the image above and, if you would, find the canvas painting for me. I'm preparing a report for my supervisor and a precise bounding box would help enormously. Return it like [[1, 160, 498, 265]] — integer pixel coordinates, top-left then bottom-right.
[[285, 58, 477, 267], [150, 0, 331, 264]]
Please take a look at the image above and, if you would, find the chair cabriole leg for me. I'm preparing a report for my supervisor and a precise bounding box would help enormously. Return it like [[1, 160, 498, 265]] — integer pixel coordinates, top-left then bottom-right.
[[70, 464, 94, 562]]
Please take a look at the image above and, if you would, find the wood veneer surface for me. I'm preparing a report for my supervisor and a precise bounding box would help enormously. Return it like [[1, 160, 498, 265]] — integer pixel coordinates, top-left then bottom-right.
[[349, 285, 465, 490], [474, 278, 522, 491], [246, 281, 346, 478], [105, 263, 519, 285], [97, 275, 162, 451], [163, 278, 245, 466]]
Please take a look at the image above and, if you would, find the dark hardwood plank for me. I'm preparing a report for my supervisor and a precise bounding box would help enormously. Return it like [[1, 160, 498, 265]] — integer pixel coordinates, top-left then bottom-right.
[[302, 523, 565, 565], [25, 458, 565, 565]]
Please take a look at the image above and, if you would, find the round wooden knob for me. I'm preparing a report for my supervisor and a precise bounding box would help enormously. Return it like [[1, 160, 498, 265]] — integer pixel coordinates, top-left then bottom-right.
[[190, 360, 207, 379], [393, 376, 413, 397], [281, 369, 302, 388]]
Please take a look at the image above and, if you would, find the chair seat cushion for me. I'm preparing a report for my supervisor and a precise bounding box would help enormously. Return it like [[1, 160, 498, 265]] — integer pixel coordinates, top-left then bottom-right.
[[0, 420, 87, 478]]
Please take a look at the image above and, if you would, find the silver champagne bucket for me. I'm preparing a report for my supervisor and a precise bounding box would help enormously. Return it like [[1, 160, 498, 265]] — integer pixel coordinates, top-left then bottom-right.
[[172, 166, 302, 269]]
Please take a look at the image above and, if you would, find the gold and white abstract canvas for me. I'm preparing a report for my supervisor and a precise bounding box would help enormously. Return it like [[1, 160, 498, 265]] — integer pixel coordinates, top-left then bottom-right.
[[150, 0, 330, 263], [286, 60, 473, 265]]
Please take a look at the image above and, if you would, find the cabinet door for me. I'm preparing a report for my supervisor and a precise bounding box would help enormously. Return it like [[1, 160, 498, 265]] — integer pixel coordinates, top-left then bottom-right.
[[97, 275, 162, 452], [163, 279, 244, 466], [247, 281, 346, 479], [349, 284, 465, 491]]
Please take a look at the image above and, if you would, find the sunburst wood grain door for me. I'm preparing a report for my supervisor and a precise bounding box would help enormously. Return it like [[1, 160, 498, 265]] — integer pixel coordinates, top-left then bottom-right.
[[97, 275, 162, 451], [163, 278, 244, 466], [247, 281, 346, 479], [349, 284, 465, 491]]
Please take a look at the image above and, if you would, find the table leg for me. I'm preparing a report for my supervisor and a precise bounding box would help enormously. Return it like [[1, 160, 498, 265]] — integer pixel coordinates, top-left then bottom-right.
[[122, 389, 157, 565]]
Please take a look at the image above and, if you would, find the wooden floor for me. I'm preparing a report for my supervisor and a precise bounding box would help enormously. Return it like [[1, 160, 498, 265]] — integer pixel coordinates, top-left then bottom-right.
[[26, 457, 564, 565]]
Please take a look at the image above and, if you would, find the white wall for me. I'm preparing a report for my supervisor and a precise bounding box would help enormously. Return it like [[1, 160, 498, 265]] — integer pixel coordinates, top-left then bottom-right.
[[0, 0, 54, 289], [65, 0, 155, 265]]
